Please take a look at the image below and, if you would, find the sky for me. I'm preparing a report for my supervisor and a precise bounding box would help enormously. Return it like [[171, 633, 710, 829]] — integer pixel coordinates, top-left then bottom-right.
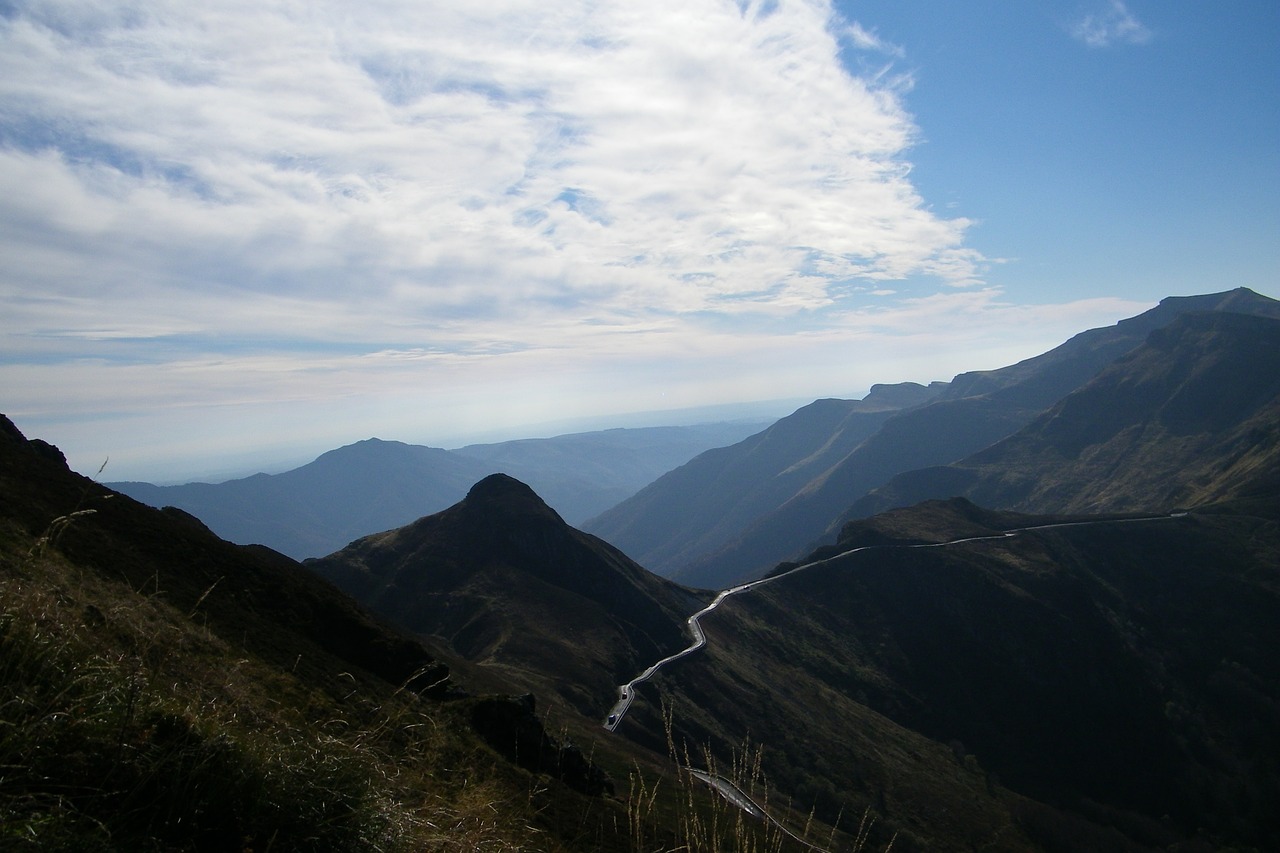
[[2, 0, 1277, 482]]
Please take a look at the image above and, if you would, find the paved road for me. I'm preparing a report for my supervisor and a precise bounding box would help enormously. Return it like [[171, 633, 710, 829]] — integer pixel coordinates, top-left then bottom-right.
[[603, 511, 1188, 731], [684, 767, 834, 850]]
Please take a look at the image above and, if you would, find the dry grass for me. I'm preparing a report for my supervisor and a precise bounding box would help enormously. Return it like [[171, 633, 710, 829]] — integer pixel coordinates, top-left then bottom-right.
[[0, 520, 555, 852]]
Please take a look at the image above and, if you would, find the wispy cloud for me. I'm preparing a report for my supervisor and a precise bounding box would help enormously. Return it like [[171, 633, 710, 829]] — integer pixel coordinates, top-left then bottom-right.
[[843, 21, 905, 59], [1070, 1, 1153, 48]]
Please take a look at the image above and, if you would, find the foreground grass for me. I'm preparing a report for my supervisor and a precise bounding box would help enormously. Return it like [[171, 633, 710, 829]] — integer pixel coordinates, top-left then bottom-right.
[[0, 529, 571, 851]]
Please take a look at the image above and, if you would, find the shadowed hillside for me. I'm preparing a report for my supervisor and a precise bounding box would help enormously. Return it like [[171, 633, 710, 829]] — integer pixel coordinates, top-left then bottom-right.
[[721, 496, 1280, 848], [304, 459, 1278, 851], [308, 473, 709, 717], [0, 415, 697, 851]]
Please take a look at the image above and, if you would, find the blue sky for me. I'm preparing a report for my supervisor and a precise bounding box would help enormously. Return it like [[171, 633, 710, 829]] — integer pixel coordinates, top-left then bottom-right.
[[1, 0, 1276, 482]]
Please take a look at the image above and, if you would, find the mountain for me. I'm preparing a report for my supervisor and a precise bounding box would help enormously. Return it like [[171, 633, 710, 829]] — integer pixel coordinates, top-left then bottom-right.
[[0, 415, 651, 850], [112, 420, 769, 560], [584, 381, 945, 575], [597, 287, 1280, 588], [11, 286, 1280, 850], [653, 495, 1280, 851], [305, 460, 1280, 849], [112, 439, 490, 560], [306, 473, 708, 717], [303, 470, 1053, 850], [845, 310, 1280, 522]]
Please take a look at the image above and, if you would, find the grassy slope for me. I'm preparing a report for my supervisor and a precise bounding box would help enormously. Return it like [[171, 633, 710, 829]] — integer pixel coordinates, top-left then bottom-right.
[[671, 497, 1280, 851], [6, 417, 821, 852]]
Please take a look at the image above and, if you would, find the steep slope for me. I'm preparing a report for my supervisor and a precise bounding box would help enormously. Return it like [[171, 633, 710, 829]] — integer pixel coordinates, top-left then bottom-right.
[[0, 415, 638, 850], [303, 470, 1053, 851], [848, 310, 1280, 520], [303, 466, 1278, 850], [0, 421, 449, 698], [287, 418, 1279, 849], [584, 381, 943, 575], [113, 421, 767, 560], [307, 474, 708, 717], [627, 495, 1280, 851], [675, 287, 1280, 587]]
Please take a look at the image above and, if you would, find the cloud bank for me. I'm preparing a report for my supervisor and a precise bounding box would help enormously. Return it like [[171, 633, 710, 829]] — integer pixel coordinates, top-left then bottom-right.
[[2, 0, 978, 337], [0, 0, 1145, 478]]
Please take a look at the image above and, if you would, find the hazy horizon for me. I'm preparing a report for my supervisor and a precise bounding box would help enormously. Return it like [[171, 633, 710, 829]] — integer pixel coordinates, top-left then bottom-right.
[[3, 1, 1276, 482], [92, 395, 808, 485]]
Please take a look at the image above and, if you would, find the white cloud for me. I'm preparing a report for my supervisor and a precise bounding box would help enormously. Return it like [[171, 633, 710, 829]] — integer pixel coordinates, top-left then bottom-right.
[[0, 0, 1044, 477], [1, 1, 977, 337], [1070, 1, 1153, 48]]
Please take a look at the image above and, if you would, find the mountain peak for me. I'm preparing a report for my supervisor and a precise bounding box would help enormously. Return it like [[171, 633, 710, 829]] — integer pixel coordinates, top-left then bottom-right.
[[461, 472, 565, 525]]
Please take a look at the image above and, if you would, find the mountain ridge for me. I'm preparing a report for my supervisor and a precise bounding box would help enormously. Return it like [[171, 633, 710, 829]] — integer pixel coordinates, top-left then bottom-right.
[[583, 381, 944, 574], [111, 420, 770, 560], [609, 287, 1280, 588], [843, 309, 1280, 523]]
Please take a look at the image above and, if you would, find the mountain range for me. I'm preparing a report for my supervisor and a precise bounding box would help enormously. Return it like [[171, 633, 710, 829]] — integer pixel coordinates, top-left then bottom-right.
[[586, 287, 1280, 588], [4, 285, 1279, 850], [304, 289, 1280, 850], [111, 420, 768, 560], [845, 309, 1280, 520]]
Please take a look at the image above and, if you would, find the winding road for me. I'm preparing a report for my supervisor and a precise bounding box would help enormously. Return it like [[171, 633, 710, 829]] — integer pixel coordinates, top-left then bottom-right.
[[604, 511, 1189, 732], [601, 511, 1189, 848]]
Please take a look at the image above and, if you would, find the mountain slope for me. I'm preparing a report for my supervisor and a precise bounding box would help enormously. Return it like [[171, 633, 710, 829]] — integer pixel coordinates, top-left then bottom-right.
[[673, 287, 1280, 587], [651, 496, 1280, 851], [305, 457, 1280, 849], [847, 310, 1280, 521], [113, 421, 767, 560], [304, 470, 1055, 851], [0, 415, 643, 850], [307, 474, 708, 716], [584, 381, 943, 575]]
